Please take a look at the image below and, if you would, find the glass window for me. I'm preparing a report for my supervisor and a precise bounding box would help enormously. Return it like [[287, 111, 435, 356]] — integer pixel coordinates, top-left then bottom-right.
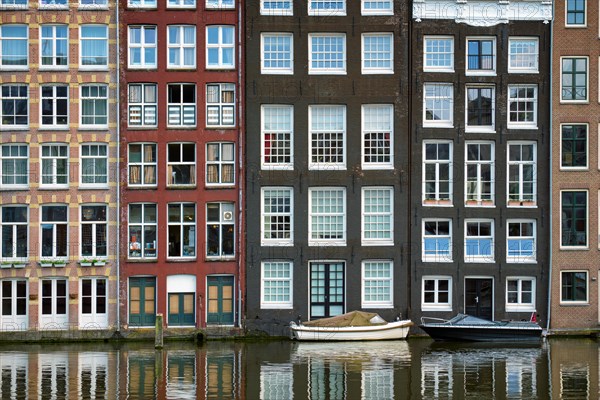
[[80, 0, 108, 7], [561, 124, 587, 169], [81, 144, 108, 187], [168, 26, 196, 68], [206, 202, 235, 258], [0, 0, 27, 8], [422, 219, 452, 262], [261, 261, 293, 308], [128, 26, 156, 69], [566, 0, 586, 26], [40, 85, 68, 128], [561, 271, 587, 303], [466, 38, 495, 73], [561, 57, 587, 101], [422, 277, 452, 310], [309, 187, 346, 246], [508, 85, 537, 128], [309, 34, 346, 74], [1, 84, 28, 128], [362, 187, 393, 245], [206, 26, 235, 69], [362, 33, 393, 74], [261, 187, 293, 245], [260, 0, 292, 15], [465, 142, 494, 205], [128, 0, 156, 7], [167, 83, 196, 127], [168, 0, 194, 7], [80, 25, 108, 68], [206, 83, 234, 127], [40, 0, 67, 7], [206, 0, 234, 8], [309, 0, 345, 15], [465, 220, 494, 262], [128, 203, 157, 259], [40, 25, 68, 69], [362, 104, 393, 169], [466, 86, 495, 131], [508, 38, 538, 72], [81, 205, 107, 257], [167, 143, 196, 187], [423, 83, 453, 127], [561, 191, 587, 247], [362, 261, 393, 308], [128, 143, 157, 186], [80, 84, 108, 127], [128, 83, 157, 127], [1, 206, 28, 260], [262, 105, 293, 169], [41, 144, 68, 187], [1, 144, 28, 188], [361, 0, 392, 15], [206, 142, 234, 185], [309, 105, 345, 169], [40, 279, 67, 328], [168, 203, 196, 258], [261, 33, 293, 74], [423, 141, 452, 204], [40, 205, 68, 259], [506, 278, 535, 311], [508, 142, 536, 205], [424, 36, 453, 72], [507, 220, 536, 263], [0, 25, 27, 69]]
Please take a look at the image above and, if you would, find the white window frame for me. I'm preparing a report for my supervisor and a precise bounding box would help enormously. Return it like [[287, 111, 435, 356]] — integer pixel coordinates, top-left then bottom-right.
[[560, 123, 588, 170], [128, 25, 157, 69], [361, 33, 393, 74], [560, 270, 589, 304], [206, 83, 235, 128], [560, 56, 588, 103], [167, 83, 196, 128], [79, 277, 108, 329], [465, 85, 495, 132], [361, 187, 393, 246], [40, 204, 68, 261], [308, 187, 346, 246], [40, 84, 68, 129], [40, 25, 68, 70], [80, 204, 108, 258], [79, 25, 108, 70], [40, 143, 69, 189], [0, 25, 28, 71], [565, 0, 586, 27], [423, 140, 453, 205], [167, 142, 196, 187], [260, 0, 292, 15], [0, 279, 28, 330], [423, 83, 453, 128], [361, 104, 393, 170], [0, 84, 29, 129], [80, 143, 108, 188], [422, 276, 452, 311], [361, 0, 392, 15], [260, 33, 293, 75], [464, 219, 494, 263], [308, 105, 346, 170], [506, 277, 536, 312], [422, 218, 452, 263], [261, 105, 294, 170], [260, 261, 293, 309], [167, 0, 195, 8], [0, 205, 28, 262], [308, 0, 345, 15], [560, 190, 588, 249], [39, 278, 68, 329], [465, 141, 494, 206], [206, 202, 235, 259], [206, 25, 235, 69], [128, 203, 157, 260], [361, 260, 393, 308], [507, 141, 537, 206], [128, 83, 157, 128], [79, 0, 108, 9], [506, 219, 536, 263], [80, 84, 109, 129], [465, 37, 496, 76], [206, 0, 234, 8], [127, 0, 156, 8], [206, 142, 235, 186], [39, 0, 67, 8], [508, 37, 539, 73], [128, 143, 157, 187], [308, 33, 346, 75], [261, 187, 293, 246], [167, 203, 196, 259], [167, 25, 196, 69], [0, 0, 28, 9], [507, 85, 538, 129], [423, 36, 454, 72], [0, 144, 28, 189]]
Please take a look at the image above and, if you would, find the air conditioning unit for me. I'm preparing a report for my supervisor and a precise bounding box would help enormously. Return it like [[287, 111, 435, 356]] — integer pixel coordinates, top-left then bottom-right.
[[223, 211, 233, 221]]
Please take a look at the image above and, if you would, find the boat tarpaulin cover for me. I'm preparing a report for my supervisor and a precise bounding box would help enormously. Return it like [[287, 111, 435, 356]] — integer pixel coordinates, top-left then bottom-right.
[[302, 311, 387, 327]]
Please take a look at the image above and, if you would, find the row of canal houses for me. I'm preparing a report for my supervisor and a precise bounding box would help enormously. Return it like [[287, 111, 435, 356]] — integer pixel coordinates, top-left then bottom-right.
[[0, 0, 596, 338]]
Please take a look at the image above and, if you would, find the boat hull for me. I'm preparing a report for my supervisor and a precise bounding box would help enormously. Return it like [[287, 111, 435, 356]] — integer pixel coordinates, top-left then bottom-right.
[[420, 325, 542, 342], [290, 320, 413, 341]]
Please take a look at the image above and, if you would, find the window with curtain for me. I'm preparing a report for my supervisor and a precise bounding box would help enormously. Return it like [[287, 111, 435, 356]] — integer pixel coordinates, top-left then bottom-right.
[[128, 26, 157, 69], [41, 144, 68, 187], [206, 26, 234, 69], [168, 25, 196, 68], [0, 25, 28, 69], [81, 84, 108, 127], [206, 142, 234, 185], [80, 25, 108, 68], [128, 143, 156, 186], [206, 83, 235, 127], [128, 83, 157, 127], [81, 143, 108, 187], [41, 25, 68, 68]]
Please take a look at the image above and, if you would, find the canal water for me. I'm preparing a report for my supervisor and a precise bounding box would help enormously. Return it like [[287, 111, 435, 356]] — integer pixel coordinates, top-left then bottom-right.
[[0, 338, 596, 399]]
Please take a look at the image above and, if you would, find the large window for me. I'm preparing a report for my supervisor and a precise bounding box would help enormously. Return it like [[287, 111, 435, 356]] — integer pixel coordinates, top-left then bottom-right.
[[506, 277, 535, 311], [167, 83, 196, 127], [361, 33, 393, 74], [508, 85, 537, 128], [361, 0, 392, 15], [167, 143, 195, 187], [561, 271, 587, 303], [561, 124, 587, 169], [261, 261, 293, 309], [309, 0, 345, 15], [260, 0, 292, 15], [41, 144, 68, 188], [206, 202, 235, 258], [309, 105, 346, 169], [362, 104, 393, 169], [1, 206, 27, 260], [80, 84, 108, 128], [261, 33, 293, 74], [1, 84, 28, 128], [566, 0, 586, 26], [309, 34, 346, 74], [362, 187, 393, 245], [561, 191, 587, 247], [507, 220, 536, 263], [422, 276, 452, 311], [466, 38, 495, 74], [466, 86, 495, 131], [424, 36, 453, 72], [128, 83, 157, 127], [206, 26, 234, 69], [422, 219, 452, 262], [40, 25, 68, 69], [80, 143, 108, 187], [40, 205, 68, 259], [168, 203, 196, 258], [423, 141, 452, 204], [206, 83, 235, 127], [465, 219, 494, 262], [465, 142, 494, 205], [1, 144, 28, 188], [508, 37, 538, 73], [261, 188, 293, 245], [128, 203, 157, 259], [80, 205, 107, 258], [362, 261, 393, 308], [508, 142, 536, 205], [167, 25, 195, 69], [128, 26, 157, 69], [423, 83, 453, 127], [128, 143, 157, 186], [40, 85, 68, 128], [561, 57, 587, 101], [206, 142, 234, 185], [309, 187, 346, 246], [0, 25, 27, 70], [262, 105, 293, 169], [40, 279, 67, 328], [80, 25, 108, 68]]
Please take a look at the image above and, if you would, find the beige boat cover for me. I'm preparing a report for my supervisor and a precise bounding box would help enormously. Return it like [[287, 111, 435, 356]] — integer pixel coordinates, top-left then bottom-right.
[[302, 311, 387, 327]]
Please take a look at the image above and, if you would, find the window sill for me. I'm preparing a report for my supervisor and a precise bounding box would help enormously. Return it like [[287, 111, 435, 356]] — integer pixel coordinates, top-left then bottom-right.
[[564, 24, 587, 29], [38, 186, 70, 190], [362, 304, 394, 309], [0, 126, 29, 131], [126, 258, 158, 262], [126, 125, 158, 130], [362, 164, 393, 170], [507, 201, 537, 207], [205, 125, 236, 130], [422, 306, 453, 312], [560, 166, 589, 171], [507, 69, 539, 74], [0, 186, 29, 191], [127, 5, 158, 9], [423, 199, 453, 207], [205, 256, 235, 261], [127, 185, 158, 189], [127, 66, 158, 71], [464, 259, 495, 264], [308, 11, 346, 16], [505, 307, 536, 312], [205, 6, 235, 10], [423, 68, 455, 73], [78, 67, 109, 72], [78, 5, 108, 9], [0, 5, 28, 9], [422, 258, 453, 263], [559, 302, 589, 306], [78, 126, 109, 131], [166, 126, 197, 130], [261, 304, 293, 310], [465, 71, 496, 77], [308, 242, 346, 247], [560, 100, 589, 104], [166, 258, 197, 262], [0, 67, 29, 72], [166, 5, 196, 9], [506, 259, 537, 264], [39, 5, 69, 9], [166, 185, 197, 190], [361, 241, 394, 247], [79, 185, 109, 190], [423, 122, 454, 129], [362, 70, 394, 75], [560, 246, 589, 251], [465, 127, 495, 134], [259, 10, 293, 16], [38, 126, 70, 131], [260, 70, 294, 75], [205, 184, 236, 189], [38, 67, 69, 72], [205, 66, 236, 71], [308, 70, 347, 75], [261, 165, 295, 170], [166, 66, 197, 71], [261, 241, 294, 247], [507, 124, 538, 130]]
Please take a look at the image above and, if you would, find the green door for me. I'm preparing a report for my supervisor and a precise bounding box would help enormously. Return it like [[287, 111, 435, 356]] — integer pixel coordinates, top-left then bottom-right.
[[129, 277, 156, 326], [207, 276, 234, 325], [168, 292, 195, 326]]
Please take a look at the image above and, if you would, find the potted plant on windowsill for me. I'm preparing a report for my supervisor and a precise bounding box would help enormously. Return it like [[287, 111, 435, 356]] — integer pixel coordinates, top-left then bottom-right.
[[40, 259, 67, 268], [1, 261, 13, 269], [79, 258, 106, 267], [12, 261, 26, 269]]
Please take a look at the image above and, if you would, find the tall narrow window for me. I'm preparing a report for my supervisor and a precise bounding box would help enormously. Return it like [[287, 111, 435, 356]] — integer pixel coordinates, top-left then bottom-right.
[[80, 25, 108, 68], [128, 26, 157, 69], [309, 105, 346, 169], [0, 25, 27, 70], [128, 203, 157, 259], [566, 0, 586, 26], [423, 141, 452, 204], [81, 205, 107, 258], [466, 38, 495, 73], [41, 85, 68, 128], [561, 124, 587, 169], [261, 261, 293, 308], [261, 187, 293, 245], [362, 104, 393, 169], [40, 205, 68, 259], [508, 142, 536, 205], [361, 33, 393, 74], [128, 143, 156, 186], [507, 220, 536, 263], [1, 84, 28, 128], [167, 83, 196, 127], [206, 142, 234, 185], [362, 261, 393, 308], [167, 143, 196, 187], [466, 86, 495, 131], [40, 25, 68, 69], [262, 105, 293, 169], [561, 57, 587, 101], [206, 83, 235, 127], [309, 187, 346, 246], [167, 25, 196, 69], [80, 84, 108, 128], [362, 187, 393, 245], [1, 206, 28, 260], [168, 203, 196, 258], [261, 33, 293, 74], [561, 191, 587, 247], [423, 83, 453, 127], [1, 144, 28, 188], [206, 202, 235, 258], [465, 220, 494, 262], [465, 142, 494, 205], [422, 219, 452, 262], [507, 85, 537, 128], [80, 143, 108, 187], [41, 144, 68, 188], [128, 83, 157, 127], [309, 34, 346, 74], [206, 26, 235, 69]]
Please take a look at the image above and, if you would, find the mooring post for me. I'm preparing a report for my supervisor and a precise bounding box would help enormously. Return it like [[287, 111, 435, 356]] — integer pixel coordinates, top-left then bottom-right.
[[155, 313, 164, 349]]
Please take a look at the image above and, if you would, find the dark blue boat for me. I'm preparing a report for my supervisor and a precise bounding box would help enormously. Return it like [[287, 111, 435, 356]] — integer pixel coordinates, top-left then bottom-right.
[[420, 314, 543, 342]]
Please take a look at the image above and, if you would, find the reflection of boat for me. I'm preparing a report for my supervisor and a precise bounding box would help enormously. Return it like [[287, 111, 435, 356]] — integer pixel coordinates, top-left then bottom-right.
[[289, 311, 413, 341], [420, 314, 543, 342]]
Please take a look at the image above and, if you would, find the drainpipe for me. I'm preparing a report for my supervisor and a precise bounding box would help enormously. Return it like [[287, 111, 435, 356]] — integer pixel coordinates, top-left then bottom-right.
[[115, 1, 121, 331], [236, 0, 244, 328], [546, 3, 554, 333]]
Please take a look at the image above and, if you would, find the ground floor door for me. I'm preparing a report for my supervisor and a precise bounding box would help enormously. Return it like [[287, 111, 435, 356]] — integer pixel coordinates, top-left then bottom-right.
[[0, 280, 27, 330], [129, 277, 156, 327], [310, 262, 345, 319], [168, 293, 195, 326], [465, 278, 493, 320], [207, 276, 234, 325]]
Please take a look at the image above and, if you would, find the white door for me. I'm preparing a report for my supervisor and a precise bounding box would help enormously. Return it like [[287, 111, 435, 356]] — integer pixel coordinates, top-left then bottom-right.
[[39, 278, 68, 330], [79, 277, 108, 329], [0, 280, 28, 330]]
